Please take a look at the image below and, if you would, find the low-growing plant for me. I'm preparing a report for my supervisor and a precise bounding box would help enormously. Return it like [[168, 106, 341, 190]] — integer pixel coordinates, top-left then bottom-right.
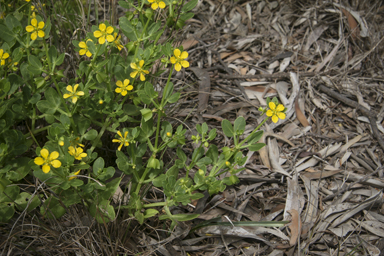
[[0, 0, 286, 227]]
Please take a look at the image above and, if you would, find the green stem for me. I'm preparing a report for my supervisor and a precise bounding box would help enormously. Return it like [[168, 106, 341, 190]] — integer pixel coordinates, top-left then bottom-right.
[[135, 167, 151, 194], [143, 202, 166, 208], [237, 117, 269, 148], [89, 117, 112, 153]]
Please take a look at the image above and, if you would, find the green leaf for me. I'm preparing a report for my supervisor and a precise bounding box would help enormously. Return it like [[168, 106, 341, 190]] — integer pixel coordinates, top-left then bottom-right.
[[40, 196, 66, 219], [116, 151, 131, 173], [93, 157, 105, 175], [182, 0, 198, 12], [84, 129, 98, 140], [45, 87, 61, 110], [90, 200, 115, 224], [135, 210, 145, 224], [48, 45, 58, 66], [167, 92, 180, 103], [247, 143, 266, 151], [234, 116, 246, 135], [28, 55, 42, 69], [119, 17, 137, 41], [206, 144, 218, 164], [55, 53, 65, 66], [144, 209, 159, 218], [0, 25, 15, 42], [196, 157, 212, 168], [140, 108, 152, 122], [0, 202, 15, 222], [247, 130, 264, 144], [159, 213, 199, 221], [100, 177, 121, 201], [0, 185, 19, 203], [6, 157, 31, 181], [221, 119, 234, 137], [14, 192, 40, 212], [7, 74, 23, 95], [176, 147, 187, 163]]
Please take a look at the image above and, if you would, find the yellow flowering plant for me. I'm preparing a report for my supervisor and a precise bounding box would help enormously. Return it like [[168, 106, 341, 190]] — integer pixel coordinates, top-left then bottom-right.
[[0, 0, 282, 230]]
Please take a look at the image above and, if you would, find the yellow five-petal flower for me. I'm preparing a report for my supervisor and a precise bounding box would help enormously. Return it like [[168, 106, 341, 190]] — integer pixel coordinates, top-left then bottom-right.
[[130, 60, 150, 81], [148, 0, 166, 10], [79, 40, 92, 57], [93, 23, 114, 44], [0, 49, 9, 66], [63, 84, 84, 103], [266, 102, 286, 123], [112, 131, 129, 151], [115, 79, 133, 96], [68, 170, 81, 181], [113, 33, 124, 51], [34, 148, 61, 173], [26, 18, 45, 40], [170, 49, 189, 72], [68, 146, 87, 160]]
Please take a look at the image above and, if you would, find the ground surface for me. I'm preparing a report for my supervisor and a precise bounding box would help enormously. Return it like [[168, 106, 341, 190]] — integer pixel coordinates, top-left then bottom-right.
[[2, 0, 384, 255]]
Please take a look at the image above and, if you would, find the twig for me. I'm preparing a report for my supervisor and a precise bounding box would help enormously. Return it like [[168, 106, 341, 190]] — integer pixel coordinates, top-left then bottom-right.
[[318, 84, 384, 151]]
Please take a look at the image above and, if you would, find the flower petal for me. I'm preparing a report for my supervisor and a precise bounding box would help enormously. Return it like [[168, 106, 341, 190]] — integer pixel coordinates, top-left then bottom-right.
[[124, 79, 130, 86], [277, 112, 286, 120], [180, 51, 188, 59], [106, 26, 114, 34], [37, 30, 45, 38], [86, 51, 92, 57], [123, 131, 129, 138], [174, 49, 181, 58], [40, 148, 49, 159], [115, 88, 122, 93], [117, 131, 123, 138], [118, 143, 123, 151], [276, 104, 285, 112], [73, 84, 79, 91], [175, 63, 181, 71], [98, 36, 106, 44], [130, 71, 138, 78], [79, 49, 86, 55], [140, 73, 145, 81], [139, 60, 144, 67], [106, 35, 114, 42], [127, 85, 133, 91], [266, 109, 273, 117], [94, 31, 102, 38], [76, 91, 84, 96], [31, 32, 37, 41], [63, 94, 71, 99], [42, 165, 51, 173], [38, 21, 45, 29], [271, 115, 278, 123], [99, 23, 106, 31], [34, 157, 45, 165], [181, 60, 189, 68], [170, 56, 176, 64], [79, 41, 86, 48], [116, 80, 122, 87], [159, 1, 166, 8], [66, 85, 73, 92], [51, 160, 61, 168], [268, 102, 276, 110], [72, 96, 78, 103], [26, 25, 34, 32], [130, 63, 137, 69], [49, 151, 59, 160], [31, 18, 37, 27]]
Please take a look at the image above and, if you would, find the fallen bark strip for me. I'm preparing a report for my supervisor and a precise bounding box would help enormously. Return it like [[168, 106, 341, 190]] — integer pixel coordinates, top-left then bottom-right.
[[218, 70, 338, 80], [318, 84, 384, 151]]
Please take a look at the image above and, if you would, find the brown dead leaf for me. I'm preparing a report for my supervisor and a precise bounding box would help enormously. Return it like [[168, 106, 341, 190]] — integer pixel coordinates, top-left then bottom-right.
[[288, 209, 301, 246], [340, 7, 360, 39], [181, 38, 199, 50], [295, 98, 309, 127], [189, 67, 211, 112]]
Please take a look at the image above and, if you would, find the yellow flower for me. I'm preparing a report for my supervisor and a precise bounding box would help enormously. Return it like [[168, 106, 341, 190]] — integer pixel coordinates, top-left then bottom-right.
[[170, 49, 189, 72], [148, 0, 166, 10], [31, 12, 36, 18], [71, 137, 84, 148], [63, 84, 84, 103], [130, 60, 150, 81], [115, 79, 133, 96], [112, 131, 129, 151], [99, 99, 104, 104], [266, 102, 286, 123], [31, 5, 35, 11], [93, 23, 114, 44], [34, 148, 61, 173], [113, 33, 124, 51], [26, 18, 45, 40], [25, 0, 31, 2], [68, 146, 87, 160], [0, 49, 9, 66], [78, 40, 92, 57], [68, 170, 80, 181], [0, 12, 5, 19]]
